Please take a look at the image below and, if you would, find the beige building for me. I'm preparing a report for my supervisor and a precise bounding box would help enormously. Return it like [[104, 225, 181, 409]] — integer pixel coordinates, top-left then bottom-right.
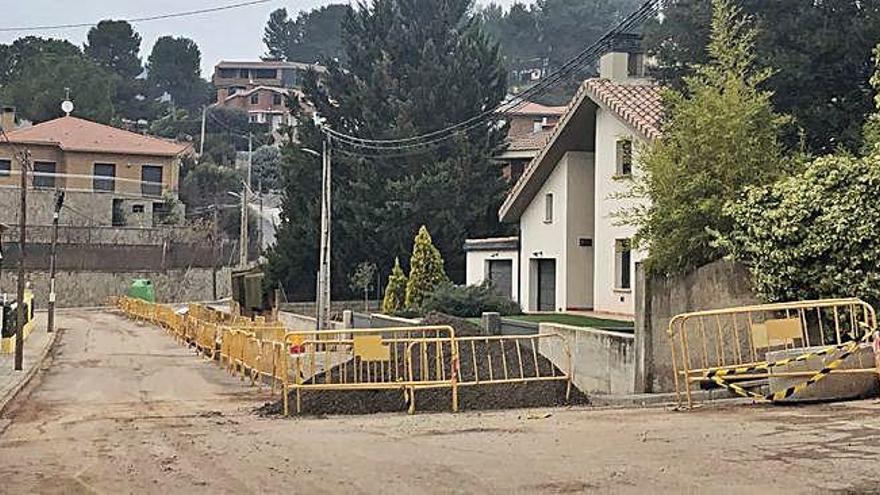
[[0, 115, 190, 227], [467, 41, 661, 317]]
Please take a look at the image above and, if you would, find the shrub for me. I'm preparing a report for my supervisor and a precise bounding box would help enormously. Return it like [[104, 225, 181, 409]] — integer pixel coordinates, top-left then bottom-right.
[[381, 257, 407, 314], [404, 226, 448, 308], [718, 150, 880, 306], [421, 281, 521, 318]]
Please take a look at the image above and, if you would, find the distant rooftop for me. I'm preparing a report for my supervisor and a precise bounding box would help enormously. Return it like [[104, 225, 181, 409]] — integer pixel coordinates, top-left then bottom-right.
[[505, 101, 567, 117], [215, 60, 327, 73], [3, 116, 190, 157]]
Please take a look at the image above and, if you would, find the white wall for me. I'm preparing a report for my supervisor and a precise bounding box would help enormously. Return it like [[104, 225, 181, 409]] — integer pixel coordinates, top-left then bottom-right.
[[594, 107, 647, 316], [465, 248, 520, 303], [520, 154, 568, 312], [520, 151, 596, 312], [565, 151, 596, 311]]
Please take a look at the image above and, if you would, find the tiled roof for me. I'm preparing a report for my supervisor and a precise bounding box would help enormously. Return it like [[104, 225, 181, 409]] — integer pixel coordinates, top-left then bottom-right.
[[3, 116, 190, 157], [505, 101, 567, 117], [506, 130, 555, 152], [583, 79, 662, 141], [498, 78, 662, 222]]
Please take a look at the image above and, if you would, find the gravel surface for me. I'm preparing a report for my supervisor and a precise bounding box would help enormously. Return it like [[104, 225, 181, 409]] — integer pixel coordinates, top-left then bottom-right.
[[259, 313, 588, 416]]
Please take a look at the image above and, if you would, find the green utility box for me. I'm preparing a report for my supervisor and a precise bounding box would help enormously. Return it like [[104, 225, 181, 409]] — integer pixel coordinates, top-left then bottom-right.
[[128, 279, 155, 303]]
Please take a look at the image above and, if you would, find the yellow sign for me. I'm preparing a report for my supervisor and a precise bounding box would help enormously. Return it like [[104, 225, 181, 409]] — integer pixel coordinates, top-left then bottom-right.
[[353, 335, 390, 362]]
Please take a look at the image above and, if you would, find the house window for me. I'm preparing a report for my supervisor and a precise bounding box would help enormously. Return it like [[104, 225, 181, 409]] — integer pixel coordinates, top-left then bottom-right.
[[0, 159, 10, 177], [141, 165, 163, 197], [615, 239, 632, 290], [272, 93, 283, 106], [250, 93, 259, 105], [93, 163, 116, 192], [532, 117, 548, 134], [131, 204, 145, 213], [253, 68, 277, 79], [616, 139, 633, 176], [628, 52, 646, 78], [33, 161, 56, 189], [217, 68, 237, 78], [544, 193, 554, 223], [239, 68, 249, 79]]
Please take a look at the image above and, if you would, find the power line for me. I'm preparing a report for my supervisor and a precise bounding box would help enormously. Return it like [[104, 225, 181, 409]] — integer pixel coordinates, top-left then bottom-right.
[[0, 0, 275, 33], [322, 0, 662, 155]]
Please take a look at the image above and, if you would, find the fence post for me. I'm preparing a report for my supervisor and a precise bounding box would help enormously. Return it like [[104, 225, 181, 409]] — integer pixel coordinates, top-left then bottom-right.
[[482, 312, 501, 336], [342, 310, 353, 329]]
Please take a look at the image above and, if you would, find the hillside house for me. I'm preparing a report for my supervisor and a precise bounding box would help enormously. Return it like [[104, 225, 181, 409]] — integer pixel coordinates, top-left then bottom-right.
[[498, 102, 566, 182], [0, 114, 190, 228], [212, 60, 324, 138], [466, 41, 661, 317]]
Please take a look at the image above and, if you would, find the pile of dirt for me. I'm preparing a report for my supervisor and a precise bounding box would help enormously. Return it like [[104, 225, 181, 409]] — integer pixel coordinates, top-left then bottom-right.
[[257, 312, 588, 416]]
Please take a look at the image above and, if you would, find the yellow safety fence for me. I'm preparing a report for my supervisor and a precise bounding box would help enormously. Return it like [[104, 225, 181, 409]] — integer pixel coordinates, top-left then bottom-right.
[[115, 297, 574, 415], [667, 298, 877, 408]]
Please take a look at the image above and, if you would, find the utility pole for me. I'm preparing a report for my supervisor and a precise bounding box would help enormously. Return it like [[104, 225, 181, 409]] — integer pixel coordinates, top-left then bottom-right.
[[14, 149, 29, 371], [199, 106, 207, 159], [239, 133, 252, 268], [316, 135, 332, 330], [47, 191, 63, 333], [212, 204, 219, 300], [258, 178, 263, 257]]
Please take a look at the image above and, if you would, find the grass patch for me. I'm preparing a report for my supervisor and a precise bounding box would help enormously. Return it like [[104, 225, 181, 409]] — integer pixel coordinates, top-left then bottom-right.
[[506, 313, 633, 331], [465, 313, 634, 331]]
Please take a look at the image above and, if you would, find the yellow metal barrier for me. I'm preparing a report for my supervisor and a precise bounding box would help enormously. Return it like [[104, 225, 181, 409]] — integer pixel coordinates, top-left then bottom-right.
[[667, 298, 877, 408], [282, 326, 458, 415], [115, 297, 578, 415]]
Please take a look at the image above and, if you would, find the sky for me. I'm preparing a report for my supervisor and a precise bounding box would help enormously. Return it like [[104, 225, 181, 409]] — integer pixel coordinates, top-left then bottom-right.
[[0, 0, 531, 77]]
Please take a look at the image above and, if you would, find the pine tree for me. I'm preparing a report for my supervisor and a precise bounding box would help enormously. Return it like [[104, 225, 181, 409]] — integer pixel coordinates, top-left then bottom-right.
[[382, 257, 408, 314], [628, 0, 787, 275], [405, 226, 448, 309], [268, 0, 508, 300]]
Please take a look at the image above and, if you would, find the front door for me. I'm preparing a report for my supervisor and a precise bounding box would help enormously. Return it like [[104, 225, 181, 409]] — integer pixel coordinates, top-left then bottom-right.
[[487, 259, 513, 300], [537, 259, 556, 312]]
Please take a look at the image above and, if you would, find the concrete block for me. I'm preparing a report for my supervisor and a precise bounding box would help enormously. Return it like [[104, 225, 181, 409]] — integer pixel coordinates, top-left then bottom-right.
[[767, 345, 880, 403], [481, 312, 501, 336]]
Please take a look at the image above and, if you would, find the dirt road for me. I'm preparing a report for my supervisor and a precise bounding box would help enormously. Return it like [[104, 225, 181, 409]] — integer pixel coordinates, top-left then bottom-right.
[[1, 309, 880, 494]]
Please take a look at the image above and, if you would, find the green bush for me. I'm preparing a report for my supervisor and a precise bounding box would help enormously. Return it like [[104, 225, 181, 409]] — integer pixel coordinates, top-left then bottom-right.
[[405, 226, 448, 308], [381, 257, 407, 314], [421, 281, 521, 318]]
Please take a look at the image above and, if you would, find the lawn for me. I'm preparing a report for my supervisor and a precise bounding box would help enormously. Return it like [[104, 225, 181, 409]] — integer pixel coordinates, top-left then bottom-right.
[[466, 313, 634, 332], [506, 313, 634, 331]]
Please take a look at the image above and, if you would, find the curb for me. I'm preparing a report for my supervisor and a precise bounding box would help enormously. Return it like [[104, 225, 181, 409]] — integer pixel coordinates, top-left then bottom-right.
[[0, 330, 61, 415]]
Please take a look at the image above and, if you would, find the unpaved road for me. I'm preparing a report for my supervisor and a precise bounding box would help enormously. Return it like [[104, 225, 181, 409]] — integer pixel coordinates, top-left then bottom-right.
[[2, 309, 880, 494]]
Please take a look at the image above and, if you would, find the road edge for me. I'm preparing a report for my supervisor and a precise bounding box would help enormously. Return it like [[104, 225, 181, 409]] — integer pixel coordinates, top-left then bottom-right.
[[0, 330, 61, 416]]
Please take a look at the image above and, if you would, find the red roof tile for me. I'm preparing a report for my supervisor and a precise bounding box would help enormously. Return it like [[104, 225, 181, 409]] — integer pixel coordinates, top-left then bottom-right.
[[504, 101, 568, 117], [506, 129, 555, 152], [583, 79, 662, 140], [4, 116, 190, 157]]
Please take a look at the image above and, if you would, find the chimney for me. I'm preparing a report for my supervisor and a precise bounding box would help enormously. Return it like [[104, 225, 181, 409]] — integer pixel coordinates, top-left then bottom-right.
[[599, 33, 647, 83], [0, 106, 15, 132]]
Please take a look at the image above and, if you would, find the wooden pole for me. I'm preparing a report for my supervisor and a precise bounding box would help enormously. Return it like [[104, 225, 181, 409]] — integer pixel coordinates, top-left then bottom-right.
[[47, 191, 63, 333], [14, 150, 28, 371]]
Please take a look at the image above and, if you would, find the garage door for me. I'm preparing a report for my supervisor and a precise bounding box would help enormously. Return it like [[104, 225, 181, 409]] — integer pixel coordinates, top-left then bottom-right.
[[487, 260, 513, 299]]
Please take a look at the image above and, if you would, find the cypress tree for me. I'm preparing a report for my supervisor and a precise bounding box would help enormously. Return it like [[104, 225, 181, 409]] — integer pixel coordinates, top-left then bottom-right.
[[405, 226, 448, 309], [382, 257, 408, 314]]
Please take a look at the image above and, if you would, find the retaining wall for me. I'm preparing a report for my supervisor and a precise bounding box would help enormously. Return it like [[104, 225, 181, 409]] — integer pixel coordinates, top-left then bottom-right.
[[634, 260, 759, 393], [539, 323, 635, 395], [0, 267, 231, 308]]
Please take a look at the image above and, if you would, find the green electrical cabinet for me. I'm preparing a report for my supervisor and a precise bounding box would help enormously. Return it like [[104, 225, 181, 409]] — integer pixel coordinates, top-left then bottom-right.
[[128, 279, 155, 303]]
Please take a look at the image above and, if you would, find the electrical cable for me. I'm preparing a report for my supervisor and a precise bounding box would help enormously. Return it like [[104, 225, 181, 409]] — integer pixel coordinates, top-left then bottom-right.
[[321, 0, 661, 153], [0, 0, 275, 33]]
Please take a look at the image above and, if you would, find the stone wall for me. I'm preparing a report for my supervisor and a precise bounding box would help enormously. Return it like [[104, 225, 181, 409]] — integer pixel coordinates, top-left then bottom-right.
[[539, 323, 635, 395], [634, 260, 759, 393], [0, 267, 231, 308]]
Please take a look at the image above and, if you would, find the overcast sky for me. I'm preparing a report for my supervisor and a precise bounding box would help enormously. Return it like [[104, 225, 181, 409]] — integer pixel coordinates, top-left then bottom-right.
[[0, 0, 531, 77]]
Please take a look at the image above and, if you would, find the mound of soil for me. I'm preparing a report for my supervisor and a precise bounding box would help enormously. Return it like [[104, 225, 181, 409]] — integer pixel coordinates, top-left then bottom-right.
[[257, 312, 588, 416]]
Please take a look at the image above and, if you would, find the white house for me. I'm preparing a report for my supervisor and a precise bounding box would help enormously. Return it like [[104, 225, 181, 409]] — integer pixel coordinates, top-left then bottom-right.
[[466, 41, 662, 317]]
